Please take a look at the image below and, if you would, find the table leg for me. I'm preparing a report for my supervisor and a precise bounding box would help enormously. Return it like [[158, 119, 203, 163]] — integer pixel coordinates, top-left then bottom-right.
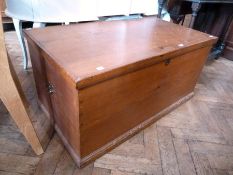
[[189, 2, 201, 28], [213, 14, 233, 59], [158, 0, 166, 18], [12, 19, 28, 70]]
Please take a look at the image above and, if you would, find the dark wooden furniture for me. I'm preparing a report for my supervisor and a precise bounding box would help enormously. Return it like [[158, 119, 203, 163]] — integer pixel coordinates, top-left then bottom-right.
[[159, 0, 233, 27], [223, 17, 233, 60], [183, 0, 233, 28], [25, 17, 216, 167], [159, 0, 233, 59]]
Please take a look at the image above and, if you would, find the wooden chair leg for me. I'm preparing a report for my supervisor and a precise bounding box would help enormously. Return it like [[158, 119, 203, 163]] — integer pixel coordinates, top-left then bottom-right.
[[0, 11, 44, 155], [0, 69, 44, 155]]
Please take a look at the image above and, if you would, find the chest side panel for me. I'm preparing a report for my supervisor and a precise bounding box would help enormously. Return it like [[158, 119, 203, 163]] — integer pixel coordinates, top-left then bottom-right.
[[27, 37, 54, 118], [79, 46, 211, 157], [44, 57, 81, 156]]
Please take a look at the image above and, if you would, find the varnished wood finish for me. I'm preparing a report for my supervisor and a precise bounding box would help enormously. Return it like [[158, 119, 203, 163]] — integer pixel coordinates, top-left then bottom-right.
[[0, 9, 44, 154], [26, 37, 54, 120], [44, 57, 81, 157], [25, 17, 216, 88], [2, 31, 233, 174], [25, 17, 216, 167], [60, 92, 195, 167], [79, 47, 211, 158]]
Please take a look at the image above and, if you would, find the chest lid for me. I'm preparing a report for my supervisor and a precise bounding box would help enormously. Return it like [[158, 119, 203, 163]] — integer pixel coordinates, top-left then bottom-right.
[[25, 17, 217, 89]]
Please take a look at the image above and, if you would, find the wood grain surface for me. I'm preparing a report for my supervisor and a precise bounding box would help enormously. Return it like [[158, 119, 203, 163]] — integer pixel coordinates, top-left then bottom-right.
[[25, 17, 217, 88], [25, 17, 216, 167], [78, 47, 210, 157], [1, 31, 233, 174]]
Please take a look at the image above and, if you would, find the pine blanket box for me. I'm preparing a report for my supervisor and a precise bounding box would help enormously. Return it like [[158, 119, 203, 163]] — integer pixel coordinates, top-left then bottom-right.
[[25, 17, 217, 167]]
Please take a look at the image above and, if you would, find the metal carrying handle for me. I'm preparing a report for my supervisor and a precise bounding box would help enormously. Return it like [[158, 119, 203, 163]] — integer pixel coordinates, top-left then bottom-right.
[[48, 83, 55, 94]]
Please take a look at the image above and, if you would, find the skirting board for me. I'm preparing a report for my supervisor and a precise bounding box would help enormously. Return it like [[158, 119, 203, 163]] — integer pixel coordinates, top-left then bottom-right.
[[55, 92, 194, 168]]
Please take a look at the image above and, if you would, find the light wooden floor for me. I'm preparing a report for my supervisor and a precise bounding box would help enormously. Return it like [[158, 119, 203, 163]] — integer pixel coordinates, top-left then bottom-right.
[[1, 31, 233, 175]]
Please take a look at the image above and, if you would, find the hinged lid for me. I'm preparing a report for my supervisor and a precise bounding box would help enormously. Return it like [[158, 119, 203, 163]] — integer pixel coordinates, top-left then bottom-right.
[[25, 17, 217, 89]]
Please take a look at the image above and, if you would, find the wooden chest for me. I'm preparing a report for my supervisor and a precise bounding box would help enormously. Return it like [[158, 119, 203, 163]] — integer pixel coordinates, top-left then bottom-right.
[[25, 17, 217, 167]]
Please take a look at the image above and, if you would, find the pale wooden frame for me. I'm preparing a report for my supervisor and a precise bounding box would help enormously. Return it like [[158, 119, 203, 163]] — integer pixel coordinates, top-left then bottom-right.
[[0, 4, 43, 155]]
